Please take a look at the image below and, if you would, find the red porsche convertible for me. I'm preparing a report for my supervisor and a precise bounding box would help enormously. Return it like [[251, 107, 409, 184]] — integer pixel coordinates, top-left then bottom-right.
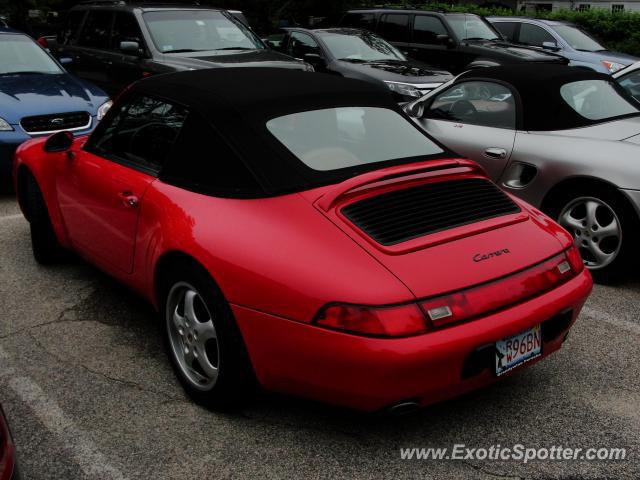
[[13, 69, 592, 412]]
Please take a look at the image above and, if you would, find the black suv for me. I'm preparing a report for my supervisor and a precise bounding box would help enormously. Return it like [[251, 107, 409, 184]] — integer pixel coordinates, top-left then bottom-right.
[[51, 1, 310, 96], [340, 9, 567, 74]]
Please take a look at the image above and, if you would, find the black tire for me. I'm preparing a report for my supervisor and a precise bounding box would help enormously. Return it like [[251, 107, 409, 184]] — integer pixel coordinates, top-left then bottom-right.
[[159, 262, 256, 410], [546, 185, 639, 283], [25, 174, 65, 264]]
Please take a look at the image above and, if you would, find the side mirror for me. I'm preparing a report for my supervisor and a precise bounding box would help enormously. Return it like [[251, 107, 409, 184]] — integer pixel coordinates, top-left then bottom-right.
[[59, 57, 73, 65], [43, 131, 73, 153], [403, 101, 425, 118], [303, 53, 326, 69], [437, 34, 454, 47], [542, 41, 560, 51], [120, 41, 141, 55]]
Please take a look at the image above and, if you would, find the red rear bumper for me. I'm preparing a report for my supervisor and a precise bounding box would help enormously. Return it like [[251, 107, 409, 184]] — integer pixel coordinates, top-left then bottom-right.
[[233, 269, 592, 412]]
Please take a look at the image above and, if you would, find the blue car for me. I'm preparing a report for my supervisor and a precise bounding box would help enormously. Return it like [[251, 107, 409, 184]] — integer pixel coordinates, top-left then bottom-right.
[[488, 17, 638, 74], [0, 27, 111, 182]]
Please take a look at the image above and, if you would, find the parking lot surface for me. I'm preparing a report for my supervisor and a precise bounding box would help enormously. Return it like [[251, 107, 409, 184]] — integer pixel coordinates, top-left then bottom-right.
[[0, 192, 638, 479]]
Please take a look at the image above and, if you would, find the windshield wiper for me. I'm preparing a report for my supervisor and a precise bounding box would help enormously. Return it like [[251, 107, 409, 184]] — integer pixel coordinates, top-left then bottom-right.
[[464, 37, 499, 42], [215, 47, 256, 51], [0, 71, 48, 76], [162, 49, 204, 54]]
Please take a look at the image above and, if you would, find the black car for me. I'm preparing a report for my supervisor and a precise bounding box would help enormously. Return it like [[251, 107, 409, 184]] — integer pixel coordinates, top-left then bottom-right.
[[340, 9, 567, 74], [269, 28, 453, 101], [50, 1, 310, 96]]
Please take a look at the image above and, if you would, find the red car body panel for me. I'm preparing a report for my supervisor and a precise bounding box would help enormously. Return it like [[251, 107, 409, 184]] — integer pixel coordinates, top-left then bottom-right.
[[14, 125, 592, 410], [233, 269, 590, 411]]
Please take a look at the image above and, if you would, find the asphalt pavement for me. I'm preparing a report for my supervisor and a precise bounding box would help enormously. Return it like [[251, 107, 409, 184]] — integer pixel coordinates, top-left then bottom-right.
[[0, 192, 638, 480]]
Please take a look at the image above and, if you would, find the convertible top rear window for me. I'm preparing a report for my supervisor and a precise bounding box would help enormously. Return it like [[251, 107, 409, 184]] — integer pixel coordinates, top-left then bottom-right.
[[266, 107, 443, 171], [560, 80, 638, 121]]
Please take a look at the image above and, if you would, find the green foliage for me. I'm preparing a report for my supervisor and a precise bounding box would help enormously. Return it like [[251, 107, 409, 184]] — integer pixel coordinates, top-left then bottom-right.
[[390, 3, 640, 56]]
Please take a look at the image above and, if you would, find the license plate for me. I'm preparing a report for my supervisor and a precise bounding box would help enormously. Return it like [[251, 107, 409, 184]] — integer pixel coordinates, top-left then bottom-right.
[[495, 325, 542, 376]]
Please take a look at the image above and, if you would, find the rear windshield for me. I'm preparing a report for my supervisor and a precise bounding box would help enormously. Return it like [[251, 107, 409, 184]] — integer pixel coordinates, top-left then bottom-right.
[[266, 107, 443, 171], [143, 10, 263, 53], [560, 80, 638, 121], [320, 32, 405, 62]]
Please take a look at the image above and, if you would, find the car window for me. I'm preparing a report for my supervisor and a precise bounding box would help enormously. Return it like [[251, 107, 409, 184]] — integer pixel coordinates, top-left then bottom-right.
[[560, 80, 638, 121], [162, 112, 261, 196], [378, 14, 409, 42], [492, 21, 518, 42], [518, 23, 555, 47], [143, 10, 263, 53], [58, 10, 85, 45], [287, 32, 320, 59], [447, 14, 500, 41], [551, 24, 604, 51], [77, 10, 113, 50], [266, 107, 443, 171], [617, 69, 640, 102], [413, 15, 448, 45], [89, 95, 188, 173], [341, 13, 377, 31], [0, 34, 62, 75], [426, 81, 517, 129], [112, 12, 144, 51]]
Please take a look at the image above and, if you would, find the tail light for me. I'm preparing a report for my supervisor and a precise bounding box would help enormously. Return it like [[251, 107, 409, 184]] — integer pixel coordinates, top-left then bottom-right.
[[314, 303, 427, 337], [0, 408, 16, 480], [37, 36, 48, 48], [314, 249, 582, 337]]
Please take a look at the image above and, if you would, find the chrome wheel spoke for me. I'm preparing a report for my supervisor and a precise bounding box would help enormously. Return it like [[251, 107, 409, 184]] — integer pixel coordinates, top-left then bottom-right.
[[560, 211, 583, 231], [172, 307, 185, 335], [183, 290, 198, 324], [598, 219, 620, 239], [584, 200, 599, 230], [195, 320, 217, 345]]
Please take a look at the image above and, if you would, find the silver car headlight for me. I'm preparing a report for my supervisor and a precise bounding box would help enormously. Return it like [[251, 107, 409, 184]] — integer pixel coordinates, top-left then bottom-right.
[[96, 100, 113, 122], [384, 81, 422, 98], [602, 60, 626, 74], [0, 117, 13, 131]]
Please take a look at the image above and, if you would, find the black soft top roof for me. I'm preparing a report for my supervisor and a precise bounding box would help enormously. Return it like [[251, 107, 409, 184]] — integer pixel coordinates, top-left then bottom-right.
[[130, 68, 450, 196], [457, 65, 639, 131]]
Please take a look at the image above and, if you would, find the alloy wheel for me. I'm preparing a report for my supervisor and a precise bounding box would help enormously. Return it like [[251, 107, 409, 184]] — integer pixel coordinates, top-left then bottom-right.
[[558, 197, 622, 270], [166, 282, 219, 391]]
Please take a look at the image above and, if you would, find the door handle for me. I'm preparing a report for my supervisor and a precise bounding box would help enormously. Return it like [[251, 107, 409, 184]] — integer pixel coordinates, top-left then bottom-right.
[[120, 191, 139, 209], [484, 147, 507, 159]]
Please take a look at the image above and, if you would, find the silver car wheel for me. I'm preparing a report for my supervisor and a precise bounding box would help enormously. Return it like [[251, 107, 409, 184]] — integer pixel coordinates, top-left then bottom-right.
[[558, 197, 622, 270], [166, 282, 219, 391]]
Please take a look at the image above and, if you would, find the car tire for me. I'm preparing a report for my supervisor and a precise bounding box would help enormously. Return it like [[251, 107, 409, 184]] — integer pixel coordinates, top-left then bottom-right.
[[159, 263, 256, 410], [547, 185, 639, 283], [26, 174, 65, 264]]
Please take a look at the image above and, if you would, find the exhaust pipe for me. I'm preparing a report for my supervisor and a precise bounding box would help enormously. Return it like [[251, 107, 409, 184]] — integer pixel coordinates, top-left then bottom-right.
[[387, 401, 420, 416]]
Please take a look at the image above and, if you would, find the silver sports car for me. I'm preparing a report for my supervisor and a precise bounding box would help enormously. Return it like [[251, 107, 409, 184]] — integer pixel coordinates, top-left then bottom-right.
[[405, 65, 640, 280]]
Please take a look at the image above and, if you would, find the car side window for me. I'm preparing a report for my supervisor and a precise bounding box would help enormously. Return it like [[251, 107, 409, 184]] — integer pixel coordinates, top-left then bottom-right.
[[287, 32, 320, 59], [518, 23, 555, 47], [412, 15, 448, 45], [379, 14, 409, 42], [618, 70, 640, 102], [341, 13, 377, 32], [58, 10, 86, 45], [112, 12, 144, 51], [77, 10, 113, 50], [425, 81, 517, 129], [161, 112, 261, 196], [88, 95, 188, 174], [492, 22, 518, 42]]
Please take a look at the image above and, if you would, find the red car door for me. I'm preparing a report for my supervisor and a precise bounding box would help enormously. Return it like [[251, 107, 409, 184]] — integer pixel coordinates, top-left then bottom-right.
[[56, 149, 154, 274], [56, 94, 189, 274]]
